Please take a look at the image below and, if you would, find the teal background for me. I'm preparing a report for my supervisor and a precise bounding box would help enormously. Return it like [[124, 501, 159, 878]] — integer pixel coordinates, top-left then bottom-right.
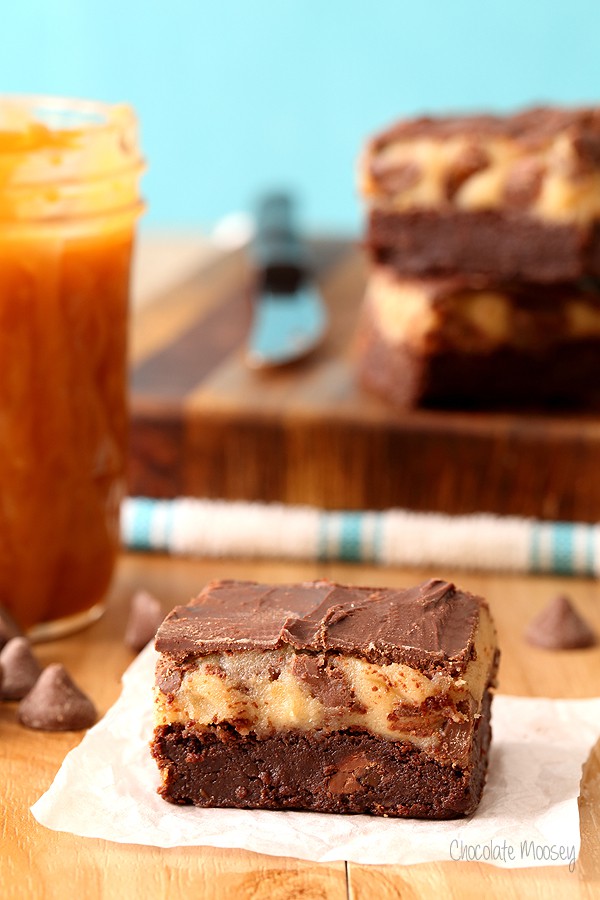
[[3, 1, 599, 231]]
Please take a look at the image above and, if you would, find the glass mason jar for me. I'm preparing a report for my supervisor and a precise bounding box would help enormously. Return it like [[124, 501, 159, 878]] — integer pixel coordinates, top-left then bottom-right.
[[0, 96, 144, 638]]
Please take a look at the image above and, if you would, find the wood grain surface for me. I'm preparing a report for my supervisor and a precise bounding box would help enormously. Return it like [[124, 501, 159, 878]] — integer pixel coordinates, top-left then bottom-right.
[[2, 554, 599, 899], [129, 241, 600, 522]]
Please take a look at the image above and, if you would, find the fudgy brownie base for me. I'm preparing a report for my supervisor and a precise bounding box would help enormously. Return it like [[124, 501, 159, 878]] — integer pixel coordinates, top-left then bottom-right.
[[151, 691, 492, 819], [367, 209, 600, 283]]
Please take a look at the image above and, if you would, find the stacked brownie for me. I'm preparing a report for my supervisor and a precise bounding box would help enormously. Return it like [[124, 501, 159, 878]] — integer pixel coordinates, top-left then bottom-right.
[[357, 106, 600, 408]]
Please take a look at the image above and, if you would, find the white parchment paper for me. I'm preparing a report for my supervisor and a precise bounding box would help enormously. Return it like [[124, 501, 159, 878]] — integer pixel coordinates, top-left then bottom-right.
[[31, 644, 600, 869]]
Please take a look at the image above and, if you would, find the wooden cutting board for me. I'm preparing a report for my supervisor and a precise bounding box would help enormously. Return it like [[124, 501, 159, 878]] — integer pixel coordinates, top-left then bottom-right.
[[129, 240, 600, 522]]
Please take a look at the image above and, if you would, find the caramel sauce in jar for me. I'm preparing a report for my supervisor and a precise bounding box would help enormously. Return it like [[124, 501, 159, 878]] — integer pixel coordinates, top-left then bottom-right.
[[0, 97, 144, 636]]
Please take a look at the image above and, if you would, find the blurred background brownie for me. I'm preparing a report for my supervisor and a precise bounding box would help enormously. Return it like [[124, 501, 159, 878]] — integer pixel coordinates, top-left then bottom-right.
[[360, 107, 600, 283], [357, 105, 600, 409], [358, 267, 600, 408]]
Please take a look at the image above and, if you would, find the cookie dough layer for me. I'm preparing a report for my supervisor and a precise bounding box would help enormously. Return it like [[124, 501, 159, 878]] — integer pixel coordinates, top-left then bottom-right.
[[364, 266, 600, 354], [361, 107, 600, 224]]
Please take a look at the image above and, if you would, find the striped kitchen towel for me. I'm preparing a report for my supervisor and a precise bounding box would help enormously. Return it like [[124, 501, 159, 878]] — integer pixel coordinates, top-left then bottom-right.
[[122, 497, 600, 576]]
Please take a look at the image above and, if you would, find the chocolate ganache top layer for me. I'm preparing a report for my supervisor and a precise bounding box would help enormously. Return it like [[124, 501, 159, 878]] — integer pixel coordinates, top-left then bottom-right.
[[154, 578, 485, 675]]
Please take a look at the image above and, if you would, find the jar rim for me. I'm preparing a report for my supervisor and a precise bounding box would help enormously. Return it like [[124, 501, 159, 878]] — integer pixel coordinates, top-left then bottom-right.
[[0, 95, 145, 224], [0, 95, 138, 143]]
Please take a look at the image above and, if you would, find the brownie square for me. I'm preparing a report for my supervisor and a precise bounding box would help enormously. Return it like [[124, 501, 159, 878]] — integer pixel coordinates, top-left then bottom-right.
[[151, 578, 499, 819]]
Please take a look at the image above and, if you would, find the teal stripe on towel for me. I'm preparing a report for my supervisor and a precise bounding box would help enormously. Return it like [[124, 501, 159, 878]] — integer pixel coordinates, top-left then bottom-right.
[[551, 523, 574, 575], [128, 497, 154, 550], [339, 512, 363, 561]]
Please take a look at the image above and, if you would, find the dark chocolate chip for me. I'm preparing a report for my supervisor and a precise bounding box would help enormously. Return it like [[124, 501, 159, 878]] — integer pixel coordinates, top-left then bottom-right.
[[125, 590, 164, 653], [524, 595, 597, 649], [0, 637, 42, 701], [0, 606, 24, 651], [504, 158, 545, 208], [18, 663, 97, 731], [445, 145, 490, 200]]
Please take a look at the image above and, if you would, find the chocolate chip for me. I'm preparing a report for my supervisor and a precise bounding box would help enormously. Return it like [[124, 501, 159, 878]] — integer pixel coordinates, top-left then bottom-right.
[[524, 595, 597, 650], [371, 160, 421, 194], [445, 145, 490, 200], [504, 158, 545, 208], [327, 752, 374, 794], [18, 663, 97, 731], [155, 656, 183, 695], [124, 590, 164, 652], [0, 637, 42, 701], [328, 770, 362, 794], [0, 606, 24, 651], [291, 653, 366, 712]]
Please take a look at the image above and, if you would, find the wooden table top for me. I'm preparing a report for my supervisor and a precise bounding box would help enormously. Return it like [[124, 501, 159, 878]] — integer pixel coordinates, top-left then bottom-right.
[[2, 553, 600, 899]]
